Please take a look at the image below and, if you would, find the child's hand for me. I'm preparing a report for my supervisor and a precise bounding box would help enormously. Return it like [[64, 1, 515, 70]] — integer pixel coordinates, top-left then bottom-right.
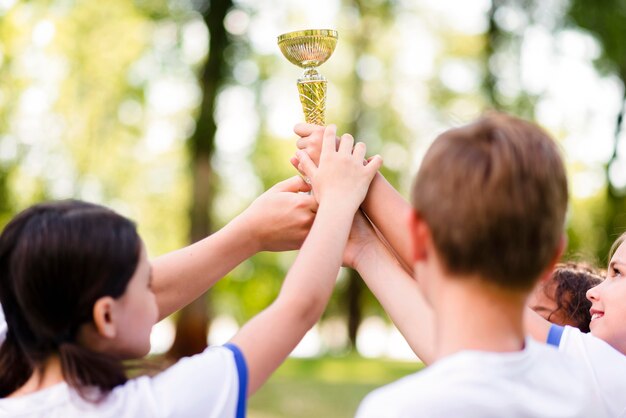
[[295, 125, 382, 213], [290, 123, 338, 172], [238, 176, 318, 252], [343, 210, 380, 269]]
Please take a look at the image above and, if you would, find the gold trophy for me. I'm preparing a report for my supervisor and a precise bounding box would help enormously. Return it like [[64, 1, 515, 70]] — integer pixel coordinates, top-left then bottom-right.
[[277, 29, 338, 126]]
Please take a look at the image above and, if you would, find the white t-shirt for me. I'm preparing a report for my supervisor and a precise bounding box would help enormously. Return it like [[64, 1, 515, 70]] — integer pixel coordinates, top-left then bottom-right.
[[548, 325, 626, 418], [0, 343, 248, 418], [355, 338, 602, 418]]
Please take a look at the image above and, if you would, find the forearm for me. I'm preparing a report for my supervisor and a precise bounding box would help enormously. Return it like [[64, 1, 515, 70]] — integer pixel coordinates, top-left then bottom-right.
[[230, 201, 356, 394], [151, 214, 259, 321], [355, 239, 437, 364], [362, 172, 414, 269], [524, 307, 551, 342], [278, 202, 353, 314]]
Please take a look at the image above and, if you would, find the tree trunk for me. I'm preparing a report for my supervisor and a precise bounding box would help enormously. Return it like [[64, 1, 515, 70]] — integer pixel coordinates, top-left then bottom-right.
[[346, 269, 363, 346], [341, 0, 370, 349], [482, 0, 503, 109], [167, 0, 233, 359]]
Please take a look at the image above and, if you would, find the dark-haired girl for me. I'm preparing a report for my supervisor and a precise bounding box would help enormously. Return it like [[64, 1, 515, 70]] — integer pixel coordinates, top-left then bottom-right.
[[0, 125, 381, 417]]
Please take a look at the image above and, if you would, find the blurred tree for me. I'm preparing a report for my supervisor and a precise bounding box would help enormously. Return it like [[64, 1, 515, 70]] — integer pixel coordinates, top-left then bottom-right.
[[566, 0, 626, 261], [481, 0, 538, 118], [167, 0, 234, 359]]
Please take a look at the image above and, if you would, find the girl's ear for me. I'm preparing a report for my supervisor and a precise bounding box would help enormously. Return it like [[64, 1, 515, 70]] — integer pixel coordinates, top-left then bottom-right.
[[93, 296, 117, 339]]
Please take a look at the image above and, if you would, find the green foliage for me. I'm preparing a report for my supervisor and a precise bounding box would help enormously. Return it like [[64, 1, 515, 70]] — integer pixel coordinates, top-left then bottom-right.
[[0, 0, 193, 255], [568, 0, 626, 78]]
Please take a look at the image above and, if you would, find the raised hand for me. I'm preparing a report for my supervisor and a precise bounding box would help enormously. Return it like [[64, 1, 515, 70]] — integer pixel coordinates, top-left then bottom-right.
[[295, 125, 382, 212], [294, 122, 415, 271], [237, 176, 318, 252], [151, 176, 317, 320]]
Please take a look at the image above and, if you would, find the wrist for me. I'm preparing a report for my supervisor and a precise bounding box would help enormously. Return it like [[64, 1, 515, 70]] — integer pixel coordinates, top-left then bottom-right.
[[362, 171, 383, 211], [317, 201, 360, 223], [229, 210, 263, 254], [317, 191, 362, 215]]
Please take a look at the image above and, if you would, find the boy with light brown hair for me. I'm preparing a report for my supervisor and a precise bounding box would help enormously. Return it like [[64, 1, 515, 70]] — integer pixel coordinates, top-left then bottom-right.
[[296, 113, 604, 417]]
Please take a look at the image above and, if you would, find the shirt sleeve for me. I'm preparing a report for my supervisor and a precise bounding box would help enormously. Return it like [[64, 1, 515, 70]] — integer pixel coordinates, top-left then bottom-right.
[[222, 343, 248, 418], [147, 345, 248, 418], [546, 324, 565, 347]]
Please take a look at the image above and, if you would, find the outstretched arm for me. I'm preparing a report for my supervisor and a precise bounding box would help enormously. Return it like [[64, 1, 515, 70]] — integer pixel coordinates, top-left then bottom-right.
[[344, 211, 437, 364], [151, 176, 318, 320], [524, 306, 552, 343], [294, 123, 414, 269], [230, 125, 382, 395]]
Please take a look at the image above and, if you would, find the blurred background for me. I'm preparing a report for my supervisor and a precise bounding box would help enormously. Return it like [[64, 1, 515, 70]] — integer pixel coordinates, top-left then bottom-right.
[[1, 0, 626, 416]]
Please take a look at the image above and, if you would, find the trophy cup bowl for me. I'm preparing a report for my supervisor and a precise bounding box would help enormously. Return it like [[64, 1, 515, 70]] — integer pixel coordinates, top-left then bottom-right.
[[277, 29, 338, 125], [277, 29, 338, 70]]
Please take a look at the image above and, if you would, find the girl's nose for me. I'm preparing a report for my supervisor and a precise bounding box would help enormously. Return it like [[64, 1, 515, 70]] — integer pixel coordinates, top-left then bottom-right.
[[586, 283, 600, 302]]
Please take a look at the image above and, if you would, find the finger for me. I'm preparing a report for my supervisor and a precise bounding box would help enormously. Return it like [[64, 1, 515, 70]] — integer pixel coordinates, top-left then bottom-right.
[[339, 133, 355, 154], [296, 136, 308, 150], [352, 142, 367, 161], [296, 150, 318, 179], [294, 123, 323, 137], [269, 175, 310, 193], [290, 155, 299, 169], [365, 155, 383, 174], [322, 124, 338, 156], [290, 155, 304, 173]]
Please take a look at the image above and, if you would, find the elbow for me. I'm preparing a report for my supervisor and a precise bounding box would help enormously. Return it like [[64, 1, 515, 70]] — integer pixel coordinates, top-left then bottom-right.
[[277, 293, 325, 330]]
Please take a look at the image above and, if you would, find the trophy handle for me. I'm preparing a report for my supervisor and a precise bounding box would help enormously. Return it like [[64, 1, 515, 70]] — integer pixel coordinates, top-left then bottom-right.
[[297, 79, 327, 126]]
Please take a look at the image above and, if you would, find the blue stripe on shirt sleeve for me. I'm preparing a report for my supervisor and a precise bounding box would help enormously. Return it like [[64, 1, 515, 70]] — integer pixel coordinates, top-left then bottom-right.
[[546, 324, 565, 347], [223, 343, 248, 418]]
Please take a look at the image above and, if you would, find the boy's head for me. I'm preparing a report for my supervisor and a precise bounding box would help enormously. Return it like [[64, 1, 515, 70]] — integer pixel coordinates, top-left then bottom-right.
[[411, 113, 568, 292], [529, 262, 604, 332]]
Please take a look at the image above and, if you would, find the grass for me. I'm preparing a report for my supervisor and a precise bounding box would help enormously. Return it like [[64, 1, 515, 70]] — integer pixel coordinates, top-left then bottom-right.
[[248, 355, 423, 418]]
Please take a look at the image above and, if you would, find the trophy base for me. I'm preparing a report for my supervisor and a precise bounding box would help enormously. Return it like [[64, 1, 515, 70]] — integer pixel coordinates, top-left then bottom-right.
[[297, 79, 327, 126]]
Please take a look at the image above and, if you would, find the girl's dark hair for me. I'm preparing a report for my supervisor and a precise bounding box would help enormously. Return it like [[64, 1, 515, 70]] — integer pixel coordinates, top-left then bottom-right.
[[548, 262, 604, 333], [0, 200, 141, 399]]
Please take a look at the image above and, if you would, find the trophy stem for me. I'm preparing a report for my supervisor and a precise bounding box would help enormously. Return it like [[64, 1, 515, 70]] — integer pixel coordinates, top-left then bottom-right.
[[297, 78, 327, 126]]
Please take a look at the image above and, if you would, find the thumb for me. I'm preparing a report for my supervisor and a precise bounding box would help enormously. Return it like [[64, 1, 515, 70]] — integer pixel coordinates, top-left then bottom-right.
[[269, 175, 312, 193]]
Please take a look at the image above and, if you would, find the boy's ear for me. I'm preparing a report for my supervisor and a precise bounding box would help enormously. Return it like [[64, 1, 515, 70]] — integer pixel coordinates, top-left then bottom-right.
[[93, 296, 117, 339], [538, 234, 567, 283], [408, 209, 429, 262]]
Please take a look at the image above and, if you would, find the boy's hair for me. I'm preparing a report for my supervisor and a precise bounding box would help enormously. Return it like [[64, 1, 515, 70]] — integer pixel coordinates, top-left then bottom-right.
[[542, 262, 604, 333], [411, 113, 568, 291], [0, 200, 141, 399]]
